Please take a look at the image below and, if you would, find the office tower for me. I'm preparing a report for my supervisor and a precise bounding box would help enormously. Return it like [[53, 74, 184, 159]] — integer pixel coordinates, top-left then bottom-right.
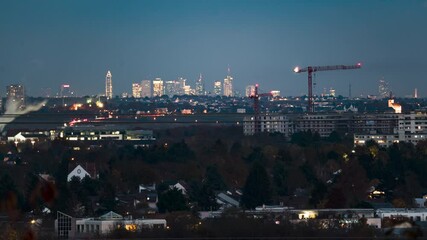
[[223, 68, 233, 97], [329, 88, 336, 97], [105, 70, 113, 99], [132, 83, 142, 98], [60, 84, 72, 98], [245, 85, 255, 97], [141, 80, 152, 98], [183, 85, 192, 95], [214, 80, 222, 95], [195, 74, 205, 95], [414, 88, 418, 99], [6, 84, 25, 109], [152, 78, 164, 97], [177, 77, 186, 95], [378, 78, 389, 99], [164, 80, 177, 97]]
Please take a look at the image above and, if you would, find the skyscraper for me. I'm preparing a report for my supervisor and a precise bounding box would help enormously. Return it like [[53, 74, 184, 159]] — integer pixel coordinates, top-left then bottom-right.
[[223, 68, 233, 97], [152, 78, 164, 97], [378, 78, 389, 99], [245, 85, 255, 97], [195, 74, 205, 95], [141, 80, 152, 98], [60, 84, 72, 98], [164, 80, 179, 97], [6, 84, 25, 109], [132, 83, 142, 98], [214, 80, 222, 95], [177, 77, 186, 95], [105, 70, 113, 99]]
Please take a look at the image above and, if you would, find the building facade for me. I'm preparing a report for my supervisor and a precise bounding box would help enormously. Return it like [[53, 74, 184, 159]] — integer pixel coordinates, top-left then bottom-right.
[[214, 80, 222, 96], [152, 78, 164, 97], [105, 71, 113, 99], [243, 112, 427, 147], [223, 75, 233, 97], [245, 85, 255, 97], [243, 115, 293, 137], [195, 74, 205, 95], [354, 112, 427, 147], [378, 78, 389, 99], [56, 211, 166, 237], [132, 83, 142, 98], [141, 80, 152, 98], [6, 84, 25, 109]]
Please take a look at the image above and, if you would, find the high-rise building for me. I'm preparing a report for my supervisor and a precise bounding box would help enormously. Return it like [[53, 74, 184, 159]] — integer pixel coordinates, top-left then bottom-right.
[[141, 80, 152, 98], [152, 78, 164, 97], [132, 83, 142, 98], [60, 84, 73, 98], [164, 80, 179, 97], [378, 78, 389, 99], [223, 68, 233, 97], [245, 85, 255, 97], [214, 81, 222, 95], [329, 88, 336, 97], [195, 74, 205, 95], [177, 77, 187, 95], [6, 84, 25, 109], [105, 71, 113, 99]]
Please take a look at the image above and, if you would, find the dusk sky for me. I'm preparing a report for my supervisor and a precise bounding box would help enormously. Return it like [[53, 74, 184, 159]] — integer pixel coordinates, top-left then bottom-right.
[[1, 0, 427, 97]]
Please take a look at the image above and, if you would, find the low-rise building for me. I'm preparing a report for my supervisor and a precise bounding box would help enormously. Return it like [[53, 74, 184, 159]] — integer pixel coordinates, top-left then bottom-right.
[[376, 208, 427, 222], [55, 211, 167, 237], [67, 165, 91, 182]]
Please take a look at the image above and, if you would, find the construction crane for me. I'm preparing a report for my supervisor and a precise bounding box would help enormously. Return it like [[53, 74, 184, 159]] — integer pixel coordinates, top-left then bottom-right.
[[249, 84, 272, 133], [294, 63, 362, 112]]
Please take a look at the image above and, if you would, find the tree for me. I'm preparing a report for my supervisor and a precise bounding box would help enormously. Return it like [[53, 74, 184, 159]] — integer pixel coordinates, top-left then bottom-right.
[[158, 188, 188, 213], [325, 187, 346, 208], [327, 131, 342, 143], [0, 173, 23, 216], [204, 165, 227, 191], [241, 161, 271, 209], [272, 161, 288, 196]]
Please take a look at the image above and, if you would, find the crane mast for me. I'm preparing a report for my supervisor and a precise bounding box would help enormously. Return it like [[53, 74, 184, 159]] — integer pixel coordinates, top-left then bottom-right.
[[294, 63, 361, 113], [249, 84, 272, 134]]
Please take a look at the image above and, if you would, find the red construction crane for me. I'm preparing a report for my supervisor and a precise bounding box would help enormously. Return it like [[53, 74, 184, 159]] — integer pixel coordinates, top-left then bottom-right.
[[249, 84, 272, 133], [294, 63, 362, 112]]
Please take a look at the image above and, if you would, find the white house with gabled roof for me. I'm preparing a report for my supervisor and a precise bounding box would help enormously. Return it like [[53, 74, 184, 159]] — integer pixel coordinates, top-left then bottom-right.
[[67, 165, 91, 182]]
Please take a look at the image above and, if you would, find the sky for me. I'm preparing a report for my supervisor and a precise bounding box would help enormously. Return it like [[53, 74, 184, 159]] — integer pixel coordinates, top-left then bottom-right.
[[1, 0, 427, 98]]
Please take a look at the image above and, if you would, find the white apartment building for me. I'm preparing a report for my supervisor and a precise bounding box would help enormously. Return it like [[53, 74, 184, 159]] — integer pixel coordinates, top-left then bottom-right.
[[354, 112, 427, 147], [243, 115, 293, 137]]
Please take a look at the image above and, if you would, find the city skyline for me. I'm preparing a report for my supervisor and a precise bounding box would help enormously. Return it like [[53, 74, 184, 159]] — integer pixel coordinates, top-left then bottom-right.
[[1, 0, 427, 97]]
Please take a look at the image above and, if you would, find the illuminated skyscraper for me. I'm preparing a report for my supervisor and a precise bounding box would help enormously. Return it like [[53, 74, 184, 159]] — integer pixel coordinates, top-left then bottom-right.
[[6, 84, 25, 109], [132, 83, 142, 98], [164, 80, 179, 97], [214, 80, 222, 95], [245, 85, 255, 97], [153, 78, 164, 97], [105, 70, 113, 99], [177, 77, 186, 95], [378, 78, 389, 99], [195, 74, 205, 95], [141, 80, 152, 98], [223, 68, 233, 97], [329, 88, 336, 97]]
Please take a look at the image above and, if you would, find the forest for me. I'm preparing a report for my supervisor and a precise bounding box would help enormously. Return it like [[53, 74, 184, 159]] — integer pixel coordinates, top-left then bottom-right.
[[1, 126, 427, 238]]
